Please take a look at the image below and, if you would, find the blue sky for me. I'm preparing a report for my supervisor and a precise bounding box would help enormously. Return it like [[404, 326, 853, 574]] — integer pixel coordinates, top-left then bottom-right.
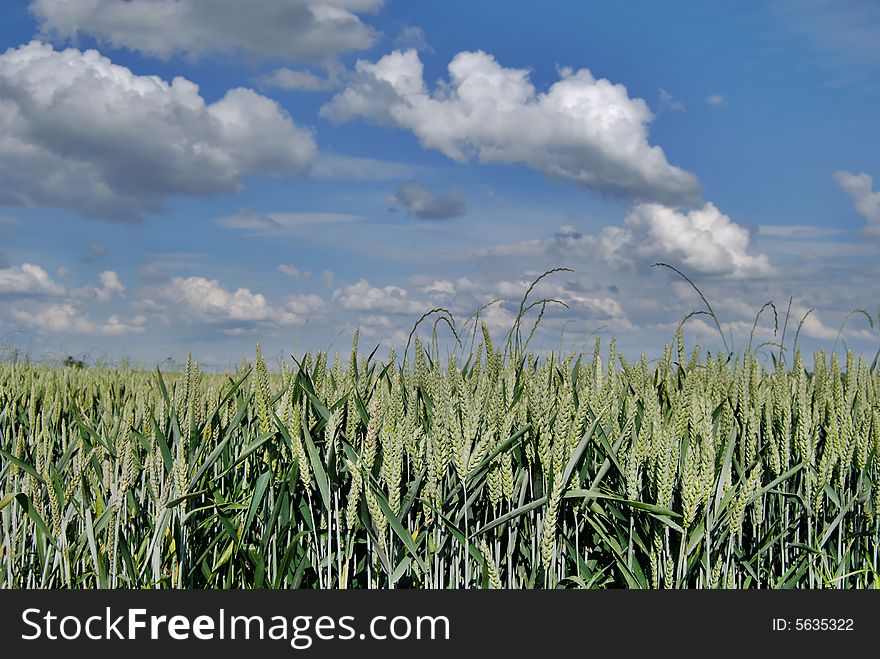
[[0, 0, 878, 368]]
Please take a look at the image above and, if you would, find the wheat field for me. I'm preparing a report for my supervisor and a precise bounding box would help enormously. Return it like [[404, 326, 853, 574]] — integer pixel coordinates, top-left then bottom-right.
[[2, 311, 879, 588]]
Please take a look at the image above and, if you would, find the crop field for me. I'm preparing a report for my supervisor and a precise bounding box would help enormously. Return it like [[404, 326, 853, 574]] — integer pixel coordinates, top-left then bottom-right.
[[1, 320, 879, 589]]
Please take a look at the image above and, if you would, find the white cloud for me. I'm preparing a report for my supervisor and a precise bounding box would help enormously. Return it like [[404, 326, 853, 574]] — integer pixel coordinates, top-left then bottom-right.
[[278, 264, 301, 279], [419, 279, 456, 297], [390, 180, 466, 220], [705, 94, 725, 106], [0, 263, 65, 296], [102, 314, 147, 335], [567, 293, 627, 319], [322, 49, 701, 205], [11, 303, 145, 335], [479, 303, 516, 334], [0, 41, 316, 220], [161, 277, 274, 323], [158, 276, 325, 328], [478, 203, 771, 278], [620, 203, 774, 277], [332, 279, 425, 314], [95, 270, 125, 302], [31, 0, 383, 62], [786, 303, 874, 342], [284, 293, 327, 317], [357, 315, 410, 350], [215, 210, 363, 234], [834, 170, 880, 235]]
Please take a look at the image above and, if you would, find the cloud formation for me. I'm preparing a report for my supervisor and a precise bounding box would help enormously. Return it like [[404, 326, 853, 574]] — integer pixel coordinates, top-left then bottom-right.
[[31, 0, 383, 62], [0, 41, 316, 220], [619, 203, 774, 277], [332, 279, 425, 313], [834, 170, 880, 235], [0, 263, 65, 297], [481, 203, 772, 278], [94, 271, 125, 302], [158, 276, 325, 329], [322, 49, 700, 205], [11, 304, 145, 335], [390, 180, 466, 219]]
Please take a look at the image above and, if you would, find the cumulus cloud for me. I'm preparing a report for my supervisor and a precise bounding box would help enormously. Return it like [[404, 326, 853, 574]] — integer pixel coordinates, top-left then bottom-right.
[[418, 279, 456, 297], [567, 293, 627, 320], [0, 41, 316, 220], [332, 279, 425, 314], [278, 264, 302, 278], [93, 270, 125, 302], [785, 302, 873, 342], [0, 263, 65, 296], [390, 180, 466, 220], [480, 203, 771, 278], [705, 93, 725, 106], [158, 276, 325, 328], [834, 170, 880, 235], [11, 303, 145, 335], [619, 203, 774, 277], [31, 0, 383, 62], [322, 49, 700, 205]]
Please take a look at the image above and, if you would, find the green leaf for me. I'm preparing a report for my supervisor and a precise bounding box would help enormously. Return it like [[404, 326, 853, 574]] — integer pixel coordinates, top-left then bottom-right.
[[301, 422, 331, 512], [215, 429, 277, 479], [0, 493, 16, 512], [0, 450, 43, 483], [244, 470, 272, 538], [475, 496, 549, 536], [370, 484, 429, 574], [564, 489, 681, 518], [15, 493, 58, 548], [561, 407, 608, 486]]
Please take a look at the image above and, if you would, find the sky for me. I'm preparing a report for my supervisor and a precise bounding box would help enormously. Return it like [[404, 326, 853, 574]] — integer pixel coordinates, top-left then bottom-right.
[[0, 0, 878, 369]]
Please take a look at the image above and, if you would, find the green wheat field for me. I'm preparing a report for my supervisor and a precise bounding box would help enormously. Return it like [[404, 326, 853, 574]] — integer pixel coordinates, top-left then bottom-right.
[[2, 281, 879, 589]]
